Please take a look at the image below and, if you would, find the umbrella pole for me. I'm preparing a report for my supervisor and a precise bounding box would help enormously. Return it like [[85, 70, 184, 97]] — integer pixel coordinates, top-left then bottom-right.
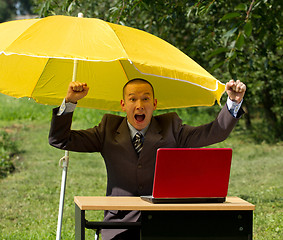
[[56, 150, 69, 240], [56, 13, 83, 240], [56, 61, 78, 239], [56, 63, 79, 240]]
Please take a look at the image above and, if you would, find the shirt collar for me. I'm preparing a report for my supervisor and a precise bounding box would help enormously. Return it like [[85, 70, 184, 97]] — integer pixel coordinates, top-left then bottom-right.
[[127, 119, 149, 139]]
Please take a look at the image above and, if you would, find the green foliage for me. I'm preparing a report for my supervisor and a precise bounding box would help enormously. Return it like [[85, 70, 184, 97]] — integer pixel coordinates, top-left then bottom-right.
[[32, 0, 118, 21], [0, 0, 15, 22], [0, 130, 19, 178], [0, 0, 33, 22]]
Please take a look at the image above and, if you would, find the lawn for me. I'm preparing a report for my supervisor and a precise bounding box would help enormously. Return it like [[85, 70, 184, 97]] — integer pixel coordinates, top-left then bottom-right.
[[0, 94, 282, 239]]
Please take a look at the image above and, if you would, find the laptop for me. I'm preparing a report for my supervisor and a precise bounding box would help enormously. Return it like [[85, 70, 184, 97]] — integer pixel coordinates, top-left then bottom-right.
[[141, 148, 232, 204]]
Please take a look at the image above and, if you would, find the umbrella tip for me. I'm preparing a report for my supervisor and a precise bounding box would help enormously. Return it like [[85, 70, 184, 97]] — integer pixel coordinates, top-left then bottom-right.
[[78, 13, 84, 18]]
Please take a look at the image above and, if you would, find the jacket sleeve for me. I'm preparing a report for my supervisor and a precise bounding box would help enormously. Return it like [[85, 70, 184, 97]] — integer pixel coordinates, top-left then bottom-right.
[[48, 107, 105, 152], [177, 104, 243, 148]]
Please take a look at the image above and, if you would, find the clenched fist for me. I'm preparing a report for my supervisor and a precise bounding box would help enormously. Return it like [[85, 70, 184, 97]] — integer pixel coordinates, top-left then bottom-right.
[[225, 80, 246, 103], [65, 82, 89, 103]]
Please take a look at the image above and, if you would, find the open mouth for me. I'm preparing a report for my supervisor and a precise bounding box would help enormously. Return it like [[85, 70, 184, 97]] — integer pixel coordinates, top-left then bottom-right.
[[135, 114, 145, 122]]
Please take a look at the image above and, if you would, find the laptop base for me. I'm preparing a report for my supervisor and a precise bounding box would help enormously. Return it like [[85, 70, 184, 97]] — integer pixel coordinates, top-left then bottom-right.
[[140, 196, 226, 204]]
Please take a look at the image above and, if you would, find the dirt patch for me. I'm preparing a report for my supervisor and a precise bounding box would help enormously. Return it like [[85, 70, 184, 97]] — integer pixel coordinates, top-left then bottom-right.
[[1, 124, 23, 134]]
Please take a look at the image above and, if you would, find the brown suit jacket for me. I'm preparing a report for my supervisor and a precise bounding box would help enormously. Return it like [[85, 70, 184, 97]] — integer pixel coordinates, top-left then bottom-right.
[[49, 104, 243, 239]]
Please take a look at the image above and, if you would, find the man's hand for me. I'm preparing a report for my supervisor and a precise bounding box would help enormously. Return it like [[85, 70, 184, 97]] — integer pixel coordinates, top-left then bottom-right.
[[225, 80, 246, 103], [65, 82, 89, 103]]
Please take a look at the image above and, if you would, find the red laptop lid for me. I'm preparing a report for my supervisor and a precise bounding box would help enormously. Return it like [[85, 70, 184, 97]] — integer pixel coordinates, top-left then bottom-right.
[[152, 148, 232, 198]]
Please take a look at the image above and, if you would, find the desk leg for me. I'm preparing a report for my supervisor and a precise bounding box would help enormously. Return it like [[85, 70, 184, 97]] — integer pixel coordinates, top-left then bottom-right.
[[75, 204, 85, 240], [141, 210, 253, 240]]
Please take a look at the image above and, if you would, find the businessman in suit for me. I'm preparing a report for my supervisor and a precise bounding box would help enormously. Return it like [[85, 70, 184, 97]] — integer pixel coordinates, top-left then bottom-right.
[[49, 78, 246, 240]]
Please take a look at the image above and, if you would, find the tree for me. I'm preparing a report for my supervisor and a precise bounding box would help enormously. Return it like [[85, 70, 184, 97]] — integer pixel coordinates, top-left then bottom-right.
[[32, 0, 283, 142], [0, 0, 33, 22], [32, 0, 117, 20], [0, 0, 15, 22]]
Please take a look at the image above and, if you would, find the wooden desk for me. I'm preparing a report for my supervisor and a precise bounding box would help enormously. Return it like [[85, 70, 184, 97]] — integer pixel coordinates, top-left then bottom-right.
[[75, 196, 255, 240]]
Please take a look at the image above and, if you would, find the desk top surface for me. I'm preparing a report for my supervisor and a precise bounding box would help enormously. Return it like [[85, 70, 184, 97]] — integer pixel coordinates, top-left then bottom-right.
[[74, 196, 255, 211]]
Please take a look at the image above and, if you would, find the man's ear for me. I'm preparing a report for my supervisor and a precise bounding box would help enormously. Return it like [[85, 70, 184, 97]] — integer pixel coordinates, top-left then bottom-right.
[[120, 99, 126, 111], [153, 99, 157, 110]]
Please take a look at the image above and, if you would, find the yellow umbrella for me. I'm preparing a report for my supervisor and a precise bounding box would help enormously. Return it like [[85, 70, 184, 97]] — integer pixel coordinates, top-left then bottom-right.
[[0, 15, 225, 111]]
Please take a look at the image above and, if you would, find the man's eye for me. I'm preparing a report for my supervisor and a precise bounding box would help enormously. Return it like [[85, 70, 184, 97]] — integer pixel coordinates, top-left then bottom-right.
[[130, 98, 136, 102]]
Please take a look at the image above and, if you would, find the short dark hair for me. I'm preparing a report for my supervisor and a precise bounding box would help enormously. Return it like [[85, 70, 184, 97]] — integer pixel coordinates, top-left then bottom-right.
[[122, 78, 155, 99]]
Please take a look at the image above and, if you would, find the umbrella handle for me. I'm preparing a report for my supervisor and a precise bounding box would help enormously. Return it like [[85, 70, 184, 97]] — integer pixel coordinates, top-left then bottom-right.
[[72, 59, 78, 82], [58, 150, 69, 168]]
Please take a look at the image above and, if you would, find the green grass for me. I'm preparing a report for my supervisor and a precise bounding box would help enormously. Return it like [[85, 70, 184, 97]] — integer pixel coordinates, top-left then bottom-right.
[[0, 121, 107, 239], [0, 93, 282, 239]]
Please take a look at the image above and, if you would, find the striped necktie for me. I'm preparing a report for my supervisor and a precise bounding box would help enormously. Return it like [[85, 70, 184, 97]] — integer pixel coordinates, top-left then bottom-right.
[[133, 132, 144, 155]]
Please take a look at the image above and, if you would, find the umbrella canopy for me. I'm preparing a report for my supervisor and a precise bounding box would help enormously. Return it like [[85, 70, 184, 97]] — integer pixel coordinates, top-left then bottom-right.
[[0, 15, 225, 111]]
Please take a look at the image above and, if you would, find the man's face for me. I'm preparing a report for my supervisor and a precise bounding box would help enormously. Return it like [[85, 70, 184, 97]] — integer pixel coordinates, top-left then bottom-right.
[[121, 81, 157, 131]]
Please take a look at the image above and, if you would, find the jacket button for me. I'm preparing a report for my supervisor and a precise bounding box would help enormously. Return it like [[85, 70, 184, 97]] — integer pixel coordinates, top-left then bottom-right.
[[139, 185, 143, 190], [138, 164, 142, 169]]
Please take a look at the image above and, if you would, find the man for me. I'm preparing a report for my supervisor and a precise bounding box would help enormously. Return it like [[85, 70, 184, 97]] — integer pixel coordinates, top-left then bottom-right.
[[49, 78, 246, 240]]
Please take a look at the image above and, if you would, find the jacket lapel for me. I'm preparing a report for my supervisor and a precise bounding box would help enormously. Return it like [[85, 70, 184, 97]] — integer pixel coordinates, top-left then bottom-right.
[[115, 118, 137, 158], [141, 117, 163, 157]]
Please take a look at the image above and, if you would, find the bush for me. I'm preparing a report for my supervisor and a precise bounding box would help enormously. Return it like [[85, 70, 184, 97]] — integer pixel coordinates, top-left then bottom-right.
[[0, 130, 19, 178]]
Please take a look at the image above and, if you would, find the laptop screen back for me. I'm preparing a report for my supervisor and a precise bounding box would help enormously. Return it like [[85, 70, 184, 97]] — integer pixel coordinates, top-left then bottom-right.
[[152, 148, 232, 199]]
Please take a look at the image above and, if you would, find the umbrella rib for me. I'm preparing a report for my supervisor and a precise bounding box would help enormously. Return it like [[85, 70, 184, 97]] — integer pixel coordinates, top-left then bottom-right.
[[104, 22, 131, 62], [130, 62, 224, 92], [29, 58, 51, 99], [1, 19, 40, 54], [1, 51, 130, 63], [118, 60, 130, 82]]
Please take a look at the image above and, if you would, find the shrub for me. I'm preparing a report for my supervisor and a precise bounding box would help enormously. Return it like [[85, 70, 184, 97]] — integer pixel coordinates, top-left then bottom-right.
[[0, 130, 19, 178]]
